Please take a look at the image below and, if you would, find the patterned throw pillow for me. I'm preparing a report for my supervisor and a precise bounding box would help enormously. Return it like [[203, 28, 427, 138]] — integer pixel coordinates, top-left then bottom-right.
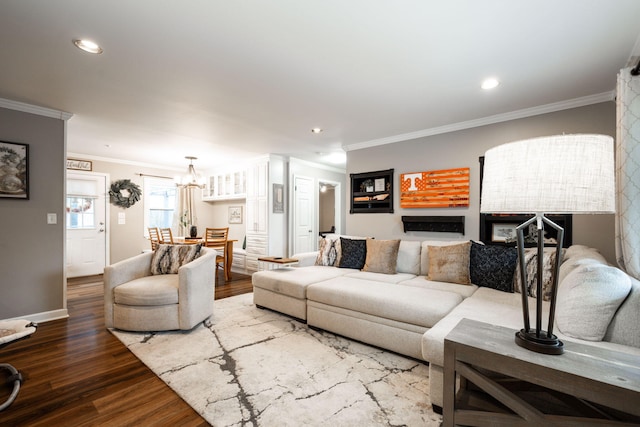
[[151, 244, 202, 275], [426, 242, 471, 285], [338, 237, 367, 269], [469, 241, 517, 292], [513, 247, 563, 300], [363, 238, 401, 274], [315, 237, 340, 266]]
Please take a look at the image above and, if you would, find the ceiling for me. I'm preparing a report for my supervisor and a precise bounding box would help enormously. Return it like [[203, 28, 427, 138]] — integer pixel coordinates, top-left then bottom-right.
[[1, 1, 639, 171]]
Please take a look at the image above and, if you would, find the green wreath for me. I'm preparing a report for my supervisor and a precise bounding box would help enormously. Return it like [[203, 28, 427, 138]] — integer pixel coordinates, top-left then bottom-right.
[[109, 179, 142, 208]]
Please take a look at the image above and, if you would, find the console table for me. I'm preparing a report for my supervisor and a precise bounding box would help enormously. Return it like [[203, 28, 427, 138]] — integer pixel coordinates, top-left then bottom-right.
[[443, 319, 640, 426]]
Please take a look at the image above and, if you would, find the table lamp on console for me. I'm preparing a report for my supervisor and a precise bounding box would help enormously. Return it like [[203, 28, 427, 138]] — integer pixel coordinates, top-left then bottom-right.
[[480, 134, 615, 355]]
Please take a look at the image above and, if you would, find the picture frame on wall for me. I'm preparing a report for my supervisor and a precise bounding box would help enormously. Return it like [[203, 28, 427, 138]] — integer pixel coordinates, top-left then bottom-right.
[[491, 223, 517, 242], [66, 158, 92, 171], [273, 183, 284, 213], [0, 140, 29, 199], [229, 206, 243, 224]]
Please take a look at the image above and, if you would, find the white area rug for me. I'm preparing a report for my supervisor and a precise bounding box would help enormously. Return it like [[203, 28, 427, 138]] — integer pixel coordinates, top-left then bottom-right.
[[111, 293, 442, 426]]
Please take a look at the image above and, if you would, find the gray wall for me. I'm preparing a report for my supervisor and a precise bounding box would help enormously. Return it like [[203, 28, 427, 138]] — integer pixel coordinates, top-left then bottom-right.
[[0, 106, 66, 320], [346, 101, 617, 263]]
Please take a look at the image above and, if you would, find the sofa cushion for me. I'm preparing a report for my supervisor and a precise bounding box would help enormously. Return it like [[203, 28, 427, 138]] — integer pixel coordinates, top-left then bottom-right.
[[396, 240, 421, 275], [422, 287, 548, 367], [427, 242, 471, 285], [114, 274, 179, 306], [469, 241, 517, 292], [363, 238, 401, 274], [150, 244, 202, 275], [513, 247, 562, 300], [399, 276, 478, 298], [345, 271, 416, 284], [252, 266, 354, 299], [420, 240, 469, 276], [556, 263, 632, 341], [558, 245, 607, 284], [338, 237, 367, 269], [315, 236, 340, 266], [307, 276, 463, 329]]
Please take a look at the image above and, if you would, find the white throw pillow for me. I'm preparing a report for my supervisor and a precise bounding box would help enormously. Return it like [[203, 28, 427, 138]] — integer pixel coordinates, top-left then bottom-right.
[[556, 263, 632, 341], [396, 240, 421, 275]]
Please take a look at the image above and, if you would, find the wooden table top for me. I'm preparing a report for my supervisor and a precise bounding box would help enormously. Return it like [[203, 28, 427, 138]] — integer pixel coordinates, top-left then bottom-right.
[[257, 256, 298, 264]]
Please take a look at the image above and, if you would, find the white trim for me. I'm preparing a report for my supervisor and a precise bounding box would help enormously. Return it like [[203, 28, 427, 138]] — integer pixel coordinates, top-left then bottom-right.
[[5, 309, 69, 324], [289, 157, 345, 174], [67, 152, 184, 171], [343, 91, 615, 152], [0, 97, 73, 120]]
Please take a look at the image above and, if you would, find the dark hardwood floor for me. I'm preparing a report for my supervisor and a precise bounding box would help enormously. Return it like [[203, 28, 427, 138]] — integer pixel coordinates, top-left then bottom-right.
[[0, 271, 253, 426]]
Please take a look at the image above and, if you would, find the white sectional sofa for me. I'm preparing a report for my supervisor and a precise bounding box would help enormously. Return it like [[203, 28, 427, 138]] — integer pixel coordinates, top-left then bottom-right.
[[252, 236, 640, 410]]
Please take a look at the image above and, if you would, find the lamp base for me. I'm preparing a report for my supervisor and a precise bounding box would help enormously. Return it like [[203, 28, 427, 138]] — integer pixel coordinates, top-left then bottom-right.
[[515, 329, 564, 355]]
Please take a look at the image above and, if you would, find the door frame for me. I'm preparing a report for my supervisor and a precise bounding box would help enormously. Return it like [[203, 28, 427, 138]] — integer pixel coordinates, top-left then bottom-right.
[[64, 171, 110, 283], [318, 179, 342, 236]]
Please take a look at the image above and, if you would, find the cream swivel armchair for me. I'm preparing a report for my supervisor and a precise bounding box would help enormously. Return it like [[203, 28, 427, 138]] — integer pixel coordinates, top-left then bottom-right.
[[104, 245, 216, 331]]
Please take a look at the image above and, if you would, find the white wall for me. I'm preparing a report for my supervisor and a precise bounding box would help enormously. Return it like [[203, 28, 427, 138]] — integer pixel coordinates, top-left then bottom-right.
[[346, 102, 617, 263]]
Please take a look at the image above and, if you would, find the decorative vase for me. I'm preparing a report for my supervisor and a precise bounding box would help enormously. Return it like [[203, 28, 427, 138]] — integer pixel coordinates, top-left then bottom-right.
[[189, 225, 198, 238]]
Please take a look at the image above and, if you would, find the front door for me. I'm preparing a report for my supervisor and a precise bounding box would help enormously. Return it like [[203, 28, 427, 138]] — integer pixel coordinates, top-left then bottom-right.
[[66, 172, 108, 278]]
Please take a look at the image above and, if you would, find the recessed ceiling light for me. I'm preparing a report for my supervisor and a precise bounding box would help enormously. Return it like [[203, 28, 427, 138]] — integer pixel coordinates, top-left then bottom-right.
[[481, 78, 500, 90], [311, 128, 323, 134], [73, 39, 103, 54]]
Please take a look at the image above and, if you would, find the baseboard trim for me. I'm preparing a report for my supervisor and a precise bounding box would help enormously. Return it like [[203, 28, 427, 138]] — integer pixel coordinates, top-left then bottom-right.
[[4, 309, 69, 324]]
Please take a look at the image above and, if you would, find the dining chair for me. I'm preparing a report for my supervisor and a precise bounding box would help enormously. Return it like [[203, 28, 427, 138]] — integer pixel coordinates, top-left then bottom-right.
[[148, 227, 161, 250], [204, 227, 229, 282], [160, 227, 174, 244]]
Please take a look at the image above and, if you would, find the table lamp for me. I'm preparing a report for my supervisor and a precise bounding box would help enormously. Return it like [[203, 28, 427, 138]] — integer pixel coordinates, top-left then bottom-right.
[[480, 134, 615, 355]]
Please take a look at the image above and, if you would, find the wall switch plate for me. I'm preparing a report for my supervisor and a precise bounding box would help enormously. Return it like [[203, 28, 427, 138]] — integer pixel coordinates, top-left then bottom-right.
[[47, 213, 57, 224], [118, 212, 126, 225]]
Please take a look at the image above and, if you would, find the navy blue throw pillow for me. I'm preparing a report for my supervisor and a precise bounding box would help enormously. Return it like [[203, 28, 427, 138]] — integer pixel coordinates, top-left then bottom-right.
[[338, 238, 367, 269], [469, 241, 517, 292]]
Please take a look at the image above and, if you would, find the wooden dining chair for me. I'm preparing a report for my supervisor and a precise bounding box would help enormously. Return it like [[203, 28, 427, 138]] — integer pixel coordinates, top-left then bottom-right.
[[148, 227, 161, 250], [160, 227, 174, 244], [204, 227, 229, 282]]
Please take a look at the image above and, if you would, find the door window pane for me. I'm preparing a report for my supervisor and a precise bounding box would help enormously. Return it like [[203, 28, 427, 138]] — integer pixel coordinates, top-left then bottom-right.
[[66, 197, 96, 229]]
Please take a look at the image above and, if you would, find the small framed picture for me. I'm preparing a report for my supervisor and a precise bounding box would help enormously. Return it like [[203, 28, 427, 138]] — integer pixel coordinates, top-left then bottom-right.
[[66, 158, 92, 171], [492, 223, 517, 242], [273, 183, 284, 213], [228, 206, 243, 224], [0, 141, 29, 199]]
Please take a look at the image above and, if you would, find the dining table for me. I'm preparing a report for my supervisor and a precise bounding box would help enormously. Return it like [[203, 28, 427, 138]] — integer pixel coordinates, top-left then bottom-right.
[[174, 237, 237, 281]]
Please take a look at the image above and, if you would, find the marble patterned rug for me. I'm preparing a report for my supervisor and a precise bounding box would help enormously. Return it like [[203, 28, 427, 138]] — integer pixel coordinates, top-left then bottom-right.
[[110, 293, 442, 426]]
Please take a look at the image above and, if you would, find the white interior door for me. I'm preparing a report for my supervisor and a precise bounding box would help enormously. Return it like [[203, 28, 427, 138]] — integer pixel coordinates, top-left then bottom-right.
[[66, 172, 108, 278], [294, 175, 315, 254]]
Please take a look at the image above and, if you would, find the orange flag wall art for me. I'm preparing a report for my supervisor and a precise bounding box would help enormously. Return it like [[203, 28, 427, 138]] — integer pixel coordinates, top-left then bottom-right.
[[400, 167, 470, 208]]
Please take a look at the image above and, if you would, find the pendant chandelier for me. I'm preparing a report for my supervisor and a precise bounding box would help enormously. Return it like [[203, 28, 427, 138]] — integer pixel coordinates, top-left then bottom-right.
[[175, 156, 206, 189]]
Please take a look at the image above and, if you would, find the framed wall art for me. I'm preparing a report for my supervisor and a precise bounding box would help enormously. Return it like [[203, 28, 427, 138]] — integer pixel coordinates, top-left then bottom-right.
[[400, 167, 469, 208], [0, 141, 29, 199], [67, 158, 92, 171], [491, 223, 517, 243], [229, 206, 243, 224], [273, 183, 284, 213]]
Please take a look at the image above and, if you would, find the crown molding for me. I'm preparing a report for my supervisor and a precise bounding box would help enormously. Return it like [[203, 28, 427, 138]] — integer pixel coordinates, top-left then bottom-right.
[[289, 157, 346, 174], [343, 91, 615, 152], [0, 97, 73, 120]]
